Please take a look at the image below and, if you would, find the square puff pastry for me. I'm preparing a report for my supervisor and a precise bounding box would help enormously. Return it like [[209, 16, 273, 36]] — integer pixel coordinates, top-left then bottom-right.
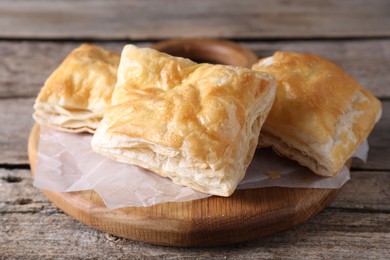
[[252, 51, 382, 177], [33, 44, 120, 133], [92, 45, 276, 196]]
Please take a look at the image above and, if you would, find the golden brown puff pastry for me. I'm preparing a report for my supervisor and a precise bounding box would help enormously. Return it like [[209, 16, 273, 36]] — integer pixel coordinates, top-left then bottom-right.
[[33, 44, 120, 133], [252, 51, 382, 177], [92, 45, 276, 196]]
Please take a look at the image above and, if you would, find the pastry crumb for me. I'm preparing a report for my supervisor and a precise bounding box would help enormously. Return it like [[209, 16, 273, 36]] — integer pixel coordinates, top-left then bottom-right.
[[265, 170, 281, 179]]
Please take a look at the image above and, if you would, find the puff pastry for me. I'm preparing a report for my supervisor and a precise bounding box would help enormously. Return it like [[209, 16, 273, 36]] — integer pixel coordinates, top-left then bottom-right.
[[252, 51, 382, 177], [33, 44, 120, 133], [92, 45, 276, 196]]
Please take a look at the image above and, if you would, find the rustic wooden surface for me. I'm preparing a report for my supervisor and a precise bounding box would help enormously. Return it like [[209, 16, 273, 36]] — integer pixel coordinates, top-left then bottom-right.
[[1, 169, 389, 258], [0, 0, 389, 40], [1, 40, 389, 99], [1, 0, 389, 258]]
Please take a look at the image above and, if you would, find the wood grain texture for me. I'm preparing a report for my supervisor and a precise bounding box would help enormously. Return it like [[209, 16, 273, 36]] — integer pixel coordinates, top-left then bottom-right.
[[0, 98, 35, 165], [1, 169, 389, 258], [1, 211, 388, 259], [330, 171, 390, 211], [0, 0, 389, 40], [2, 98, 388, 169], [352, 100, 390, 171], [1, 40, 389, 99], [0, 41, 135, 99]]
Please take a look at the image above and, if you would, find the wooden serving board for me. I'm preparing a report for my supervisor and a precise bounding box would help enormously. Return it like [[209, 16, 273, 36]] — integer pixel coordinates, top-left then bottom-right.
[[28, 124, 340, 247]]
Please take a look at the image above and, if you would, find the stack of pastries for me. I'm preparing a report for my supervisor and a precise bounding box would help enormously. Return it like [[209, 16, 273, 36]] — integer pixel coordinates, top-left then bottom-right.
[[33, 43, 382, 197]]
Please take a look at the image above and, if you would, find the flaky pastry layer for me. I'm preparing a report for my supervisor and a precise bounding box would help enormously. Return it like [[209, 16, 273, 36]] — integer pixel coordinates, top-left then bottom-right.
[[33, 44, 120, 132], [92, 45, 276, 196], [33, 103, 101, 133], [252, 52, 382, 176]]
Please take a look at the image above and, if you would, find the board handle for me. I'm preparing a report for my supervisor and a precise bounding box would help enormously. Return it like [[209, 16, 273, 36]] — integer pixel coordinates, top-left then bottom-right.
[[151, 38, 258, 68]]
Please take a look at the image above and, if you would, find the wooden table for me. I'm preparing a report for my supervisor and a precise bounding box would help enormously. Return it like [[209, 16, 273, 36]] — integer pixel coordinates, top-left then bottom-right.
[[1, 1, 389, 258]]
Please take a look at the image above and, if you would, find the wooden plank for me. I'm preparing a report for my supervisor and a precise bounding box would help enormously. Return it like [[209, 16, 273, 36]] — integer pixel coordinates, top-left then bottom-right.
[[0, 40, 389, 99], [1, 169, 389, 213], [0, 0, 389, 40], [330, 171, 390, 211], [1, 211, 388, 258], [0, 98, 389, 169], [0, 98, 35, 165], [0, 41, 132, 99], [0, 169, 49, 213], [1, 169, 389, 258], [353, 100, 390, 171]]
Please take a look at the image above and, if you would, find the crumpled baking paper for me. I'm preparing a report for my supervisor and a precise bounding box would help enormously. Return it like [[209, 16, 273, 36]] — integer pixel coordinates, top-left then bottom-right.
[[33, 126, 368, 209]]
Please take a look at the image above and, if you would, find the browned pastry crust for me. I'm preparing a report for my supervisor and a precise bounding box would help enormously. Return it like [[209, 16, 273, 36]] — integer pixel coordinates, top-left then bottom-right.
[[252, 51, 382, 176], [92, 45, 276, 196], [33, 44, 120, 133]]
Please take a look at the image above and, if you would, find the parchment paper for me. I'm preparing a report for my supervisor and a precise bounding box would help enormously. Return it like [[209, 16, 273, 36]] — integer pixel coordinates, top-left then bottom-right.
[[33, 126, 368, 209]]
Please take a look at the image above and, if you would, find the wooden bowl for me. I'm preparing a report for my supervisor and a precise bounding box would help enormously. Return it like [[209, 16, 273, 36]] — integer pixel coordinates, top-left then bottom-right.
[[151, 38, 258, 68]]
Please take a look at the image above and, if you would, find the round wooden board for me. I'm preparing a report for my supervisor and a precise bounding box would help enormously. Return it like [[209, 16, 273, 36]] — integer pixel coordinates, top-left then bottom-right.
[[28, 124, 340, 247]]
